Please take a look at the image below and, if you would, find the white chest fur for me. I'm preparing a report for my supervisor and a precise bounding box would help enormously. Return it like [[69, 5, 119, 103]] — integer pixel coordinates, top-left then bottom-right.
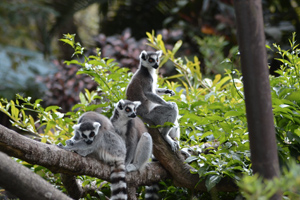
[[149, 68, 157, 93], [148, 68, 159, 110], [113, 117, 128, 140]]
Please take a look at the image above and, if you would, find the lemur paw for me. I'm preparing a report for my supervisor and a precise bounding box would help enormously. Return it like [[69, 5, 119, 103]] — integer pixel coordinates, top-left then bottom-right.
[[126, 164, 138, 172], [57, 143, 64, 148], [170, 141, 180, 152], [166, 89, 175, 96], [66, 140, 74, 146]]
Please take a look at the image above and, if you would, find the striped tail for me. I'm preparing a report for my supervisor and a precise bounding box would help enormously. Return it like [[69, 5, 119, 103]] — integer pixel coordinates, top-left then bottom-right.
[[145, 183, 160, 200], [110, 162, 127, 200]]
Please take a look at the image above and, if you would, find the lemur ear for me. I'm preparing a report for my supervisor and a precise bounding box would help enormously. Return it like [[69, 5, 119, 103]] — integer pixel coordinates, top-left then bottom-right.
[[156, 50, 163, 58], [118, 99, 125, 110], [93, 122, 101, 135], [73, 123, 81, 131], [133, 101, 141, 108], [140, 50, 147, 60]]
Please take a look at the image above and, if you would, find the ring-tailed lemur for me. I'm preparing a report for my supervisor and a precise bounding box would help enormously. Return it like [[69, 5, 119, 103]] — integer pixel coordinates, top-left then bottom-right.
[[126, 50, 180, 151], [110, 99, 152, 172], [57, 112, 127, 200]]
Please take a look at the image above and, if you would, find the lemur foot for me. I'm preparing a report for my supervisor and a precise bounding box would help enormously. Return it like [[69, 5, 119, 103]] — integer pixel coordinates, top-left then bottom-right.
[[170, 141, 180, 152], [167, 102, 177, 109], [126, 164, 138, 172]]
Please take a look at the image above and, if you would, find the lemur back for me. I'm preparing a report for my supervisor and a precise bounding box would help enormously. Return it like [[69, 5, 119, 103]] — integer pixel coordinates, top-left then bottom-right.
[[126, 50, 180, 152], [57, 112, 127, 200], [111, 99, 152, 172]]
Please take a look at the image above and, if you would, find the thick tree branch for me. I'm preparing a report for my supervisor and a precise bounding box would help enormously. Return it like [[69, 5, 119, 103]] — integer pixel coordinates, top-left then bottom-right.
[[147, 127, 238, 192], [0, 151, 72, 200], [0, 124, 168, 186]]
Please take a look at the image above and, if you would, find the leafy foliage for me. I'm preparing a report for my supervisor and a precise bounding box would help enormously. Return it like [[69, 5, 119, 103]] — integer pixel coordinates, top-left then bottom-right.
[[1, 32, 300, 199], [268, 33, 300, 166], [238, 161, 300, 200], [147, 31, 250, 193]]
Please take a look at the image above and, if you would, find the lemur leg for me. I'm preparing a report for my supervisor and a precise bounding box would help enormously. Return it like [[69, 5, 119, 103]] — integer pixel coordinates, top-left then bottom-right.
[[126, 132, 153, 172], [143, 103, 180, 151], [169, 120, 180, 141]]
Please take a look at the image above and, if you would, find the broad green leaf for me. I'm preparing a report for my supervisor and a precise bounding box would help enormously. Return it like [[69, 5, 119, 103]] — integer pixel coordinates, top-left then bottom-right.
[[205, 175, 222, 191], [201, 131, 213, 139], [286, 91, 300, 102], [185, 156, 198, 163], [224, 110, 244, 118]]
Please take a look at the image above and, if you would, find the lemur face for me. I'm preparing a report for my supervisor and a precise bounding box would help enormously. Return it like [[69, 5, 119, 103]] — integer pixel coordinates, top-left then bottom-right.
[[117, 99, 141, 118], [73, 122, 101, 145], [140, 50, 162, 70]]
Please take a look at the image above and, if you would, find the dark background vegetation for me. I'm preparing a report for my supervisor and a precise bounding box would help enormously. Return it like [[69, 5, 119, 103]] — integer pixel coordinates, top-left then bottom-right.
[[0, 0, 298, 116]]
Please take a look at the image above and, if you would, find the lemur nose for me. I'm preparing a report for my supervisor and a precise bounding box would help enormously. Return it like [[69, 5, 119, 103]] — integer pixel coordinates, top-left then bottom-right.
[[129, 113, 136, 118], [86, 140, 93, 145]]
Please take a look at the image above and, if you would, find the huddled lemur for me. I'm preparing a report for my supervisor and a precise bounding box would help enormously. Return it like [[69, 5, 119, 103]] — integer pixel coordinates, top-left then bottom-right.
[[110, 99, 152, 172], [126, 50, 180, 151], [57, 112, 127, 200]]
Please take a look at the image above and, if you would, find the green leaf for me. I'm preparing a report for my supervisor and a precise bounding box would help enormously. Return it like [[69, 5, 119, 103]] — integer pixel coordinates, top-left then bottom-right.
[[206, 115, 224, 122], [185, 156, 198, 163], [205, 175, 222, 191], [45, 106, 61, 112], [172, 40, 182, 55], [286, 91, 300, 102], [224, 110, 244, 118], [79, 92, 87, 104], [59, 39, 74, 48], [215, 76, 231, 91], [201, 131, 213, 139]]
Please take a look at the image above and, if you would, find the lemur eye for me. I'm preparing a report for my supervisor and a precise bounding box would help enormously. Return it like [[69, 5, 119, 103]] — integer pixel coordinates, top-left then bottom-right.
[[81, 133, 87, 139], [89, 131, 95, 137], [148, 58, 154, 63], [125, 107, 131, 112]]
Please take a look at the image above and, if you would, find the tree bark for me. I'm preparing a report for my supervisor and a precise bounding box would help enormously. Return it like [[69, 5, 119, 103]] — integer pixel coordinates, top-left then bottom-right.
[[60, 174, 83, 199], [0, 151, 72, 200], [233, 0, 280, 199]]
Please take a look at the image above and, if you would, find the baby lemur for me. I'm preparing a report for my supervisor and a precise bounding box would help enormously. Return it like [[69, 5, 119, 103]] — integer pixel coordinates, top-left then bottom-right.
[[126, 50, 180, 151], [110, 99, 152, 172], [57, 111, 127, 200]]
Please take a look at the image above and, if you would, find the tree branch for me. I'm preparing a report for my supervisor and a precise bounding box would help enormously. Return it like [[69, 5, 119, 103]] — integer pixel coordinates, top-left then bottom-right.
[[147, 127, 238, 192], [0, 124, 168, 186], [60, 174, 83, 199], [0, 151, 72, 200]]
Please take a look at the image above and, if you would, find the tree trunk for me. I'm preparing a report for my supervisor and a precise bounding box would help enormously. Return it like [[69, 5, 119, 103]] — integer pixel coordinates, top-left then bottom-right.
[[0, 151, 72, 200], [233, 0, 280, 199]]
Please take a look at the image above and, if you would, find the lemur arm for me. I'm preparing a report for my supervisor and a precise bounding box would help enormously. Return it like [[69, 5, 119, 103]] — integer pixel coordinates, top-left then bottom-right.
[[57, 140, 94, 156], [156, 88, 175, 96], [144, 92, 170, 105]]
